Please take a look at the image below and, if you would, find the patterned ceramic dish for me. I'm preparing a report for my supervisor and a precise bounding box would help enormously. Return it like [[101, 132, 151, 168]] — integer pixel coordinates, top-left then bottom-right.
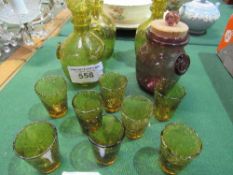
[[179, 0, 220, 35], [103, 0, 151, 29]]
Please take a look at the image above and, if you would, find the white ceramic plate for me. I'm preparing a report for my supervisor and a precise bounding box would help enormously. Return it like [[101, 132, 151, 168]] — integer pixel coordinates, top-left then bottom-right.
[[116, 23, 139, 30], [104, 0, 151, 6], [103, 0, 151, 30]]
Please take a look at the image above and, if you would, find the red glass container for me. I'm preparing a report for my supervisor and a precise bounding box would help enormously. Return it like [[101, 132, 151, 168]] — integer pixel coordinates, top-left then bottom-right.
[[136, 19, 190, 94]]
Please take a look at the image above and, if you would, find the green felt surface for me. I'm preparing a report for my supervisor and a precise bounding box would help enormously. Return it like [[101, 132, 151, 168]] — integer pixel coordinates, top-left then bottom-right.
[[58, 1, 233, 46], [0, 36, 233, 175]]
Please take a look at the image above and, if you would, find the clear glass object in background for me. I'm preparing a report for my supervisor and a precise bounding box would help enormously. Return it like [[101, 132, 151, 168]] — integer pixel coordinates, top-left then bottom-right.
[[0, 0, 65, 48], [13, 121, 61, 174], [0, 21, 18, 54], [0, 0, 65, 61], [57, 0, 104, 86], [19, 23, 34, 46], [6, 0, 40, 46], [30, 0, 66, 40], [30, 0, 49, 40]]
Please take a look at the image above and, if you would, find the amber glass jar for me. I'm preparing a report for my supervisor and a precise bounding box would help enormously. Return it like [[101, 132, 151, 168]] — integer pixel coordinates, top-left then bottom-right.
[[136, 19, 190, 94]]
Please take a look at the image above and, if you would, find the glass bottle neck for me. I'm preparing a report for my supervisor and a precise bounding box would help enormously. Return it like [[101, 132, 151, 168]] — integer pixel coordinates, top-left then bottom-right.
[[74, 25, 90, 33], [66, 0, 91, 32], [92, 0, 103, 17], [150, 0, 167, 19], [73, 16, 91, 32]]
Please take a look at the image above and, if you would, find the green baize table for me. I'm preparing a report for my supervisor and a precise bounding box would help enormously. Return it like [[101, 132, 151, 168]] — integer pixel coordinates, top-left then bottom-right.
[[0, 1, 233, 175]]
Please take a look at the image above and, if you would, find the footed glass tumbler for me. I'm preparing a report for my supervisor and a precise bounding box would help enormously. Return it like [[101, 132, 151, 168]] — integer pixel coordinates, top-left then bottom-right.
[[72, 90, 103, 134], [34, 75, 68, 119], [88, 115, 124, 166], [121, 96, 153, 140], [13, 122, 61, 174], [154, 84, 186, 122], [160, 123, 202, 175], [99, 72, 128, 113]]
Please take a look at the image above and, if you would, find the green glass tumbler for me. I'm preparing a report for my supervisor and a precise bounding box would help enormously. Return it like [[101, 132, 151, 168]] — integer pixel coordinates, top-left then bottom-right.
[[34, 75, 68, 119], [72, 90, 103, 134], [88, 115, 125, 166], [160, 123, 202, 175], [121, 96, 153, 140], [13, 122, 61, 174], [154, 84, 186, 122], [99, 72, 128, 113]]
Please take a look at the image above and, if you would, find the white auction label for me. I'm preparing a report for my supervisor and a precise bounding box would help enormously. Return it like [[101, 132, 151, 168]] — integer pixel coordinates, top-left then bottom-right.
[[62, 172, 101, 175], [68, 62, 103, 83]]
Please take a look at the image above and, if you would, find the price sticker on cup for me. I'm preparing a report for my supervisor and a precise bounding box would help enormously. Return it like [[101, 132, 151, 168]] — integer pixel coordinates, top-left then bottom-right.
[[68, 62, 103, 83]]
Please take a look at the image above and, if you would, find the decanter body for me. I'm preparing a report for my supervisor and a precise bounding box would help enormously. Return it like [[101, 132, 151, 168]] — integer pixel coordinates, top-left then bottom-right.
[[136, 18, 190, 94], [135, 0, 167, 54], [57, 0, 104, 86], [90, 0, 116, 60]]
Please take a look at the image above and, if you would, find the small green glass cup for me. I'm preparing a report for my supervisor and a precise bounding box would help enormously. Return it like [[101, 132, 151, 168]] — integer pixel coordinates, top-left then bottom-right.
[[160, 123, 202, 175], [121, 95, 153, 140], [99, 72, 128, 113], [88, 115, 125, 166], [72, 90, 103, 134], [13, 122, 61, 174], [154, 84, 186, 122], [34, 75, 68, 119]]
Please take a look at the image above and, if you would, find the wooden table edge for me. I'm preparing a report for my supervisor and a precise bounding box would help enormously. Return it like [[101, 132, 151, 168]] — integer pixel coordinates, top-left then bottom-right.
[[0, 8, 71, 91]]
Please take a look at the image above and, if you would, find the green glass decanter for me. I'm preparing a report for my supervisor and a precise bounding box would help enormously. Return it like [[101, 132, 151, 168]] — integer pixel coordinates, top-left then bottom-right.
[[57, 0, 104, 86], [135, 0, 167, 53], [89, 0, 116, 60]]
